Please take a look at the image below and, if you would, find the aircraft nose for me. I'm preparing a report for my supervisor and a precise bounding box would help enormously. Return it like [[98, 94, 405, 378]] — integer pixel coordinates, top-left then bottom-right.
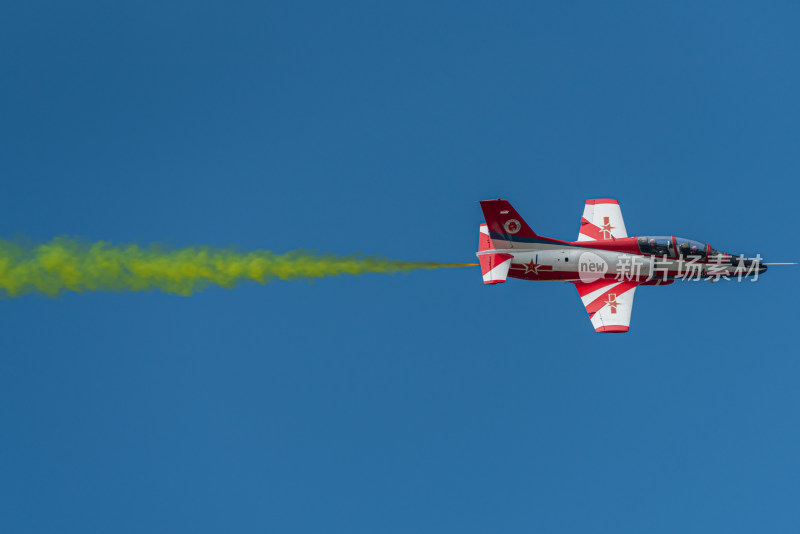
[[747, 257, 767, 273], [739, 257, 764, 269], [733, 256, 767, 274]]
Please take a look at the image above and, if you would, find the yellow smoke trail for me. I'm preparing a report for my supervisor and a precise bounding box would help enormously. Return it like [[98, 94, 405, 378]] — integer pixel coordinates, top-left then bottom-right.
[[0, 237, 475, 298]]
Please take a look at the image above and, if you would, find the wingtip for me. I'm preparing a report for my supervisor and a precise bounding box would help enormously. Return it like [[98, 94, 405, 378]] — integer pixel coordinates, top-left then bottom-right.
[[595, 325, 630, 333]]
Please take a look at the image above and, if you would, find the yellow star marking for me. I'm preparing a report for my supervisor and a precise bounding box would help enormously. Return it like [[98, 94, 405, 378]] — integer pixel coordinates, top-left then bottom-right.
[[510, 259, 552, 275], [523, 259, 541, 275]]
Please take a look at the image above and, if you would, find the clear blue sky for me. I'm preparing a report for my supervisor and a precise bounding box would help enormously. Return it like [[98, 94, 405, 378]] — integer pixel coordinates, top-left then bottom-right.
[[2, 2, 799, 532]]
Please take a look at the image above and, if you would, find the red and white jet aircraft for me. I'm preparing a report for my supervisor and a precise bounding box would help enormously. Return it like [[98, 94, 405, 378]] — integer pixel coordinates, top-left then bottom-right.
[[477, 198, 776, 333]]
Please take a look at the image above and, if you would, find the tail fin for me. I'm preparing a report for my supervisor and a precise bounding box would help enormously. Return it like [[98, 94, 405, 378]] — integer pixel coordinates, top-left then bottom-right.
[[479, 199, 538, 248]]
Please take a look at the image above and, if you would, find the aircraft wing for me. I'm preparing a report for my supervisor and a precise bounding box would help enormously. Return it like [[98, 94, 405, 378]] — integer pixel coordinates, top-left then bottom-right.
[[577, 199, 628, 241], [573, 279, 638, 333]]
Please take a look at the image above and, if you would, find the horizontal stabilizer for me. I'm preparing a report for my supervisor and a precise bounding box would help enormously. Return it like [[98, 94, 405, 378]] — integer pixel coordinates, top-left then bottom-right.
[[478, 224, 493, 252], [478, 253, 513, 284]]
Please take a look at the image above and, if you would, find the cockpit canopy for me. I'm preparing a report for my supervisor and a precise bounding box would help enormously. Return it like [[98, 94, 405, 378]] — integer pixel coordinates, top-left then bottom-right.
[[675, 237, 708, 259], [637, 236, 726, 260], [637, 236, 675, 257]]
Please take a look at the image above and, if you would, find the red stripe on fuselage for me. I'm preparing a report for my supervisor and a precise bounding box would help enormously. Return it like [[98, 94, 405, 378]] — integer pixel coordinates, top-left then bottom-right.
[[492, 233, 642, 255]]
